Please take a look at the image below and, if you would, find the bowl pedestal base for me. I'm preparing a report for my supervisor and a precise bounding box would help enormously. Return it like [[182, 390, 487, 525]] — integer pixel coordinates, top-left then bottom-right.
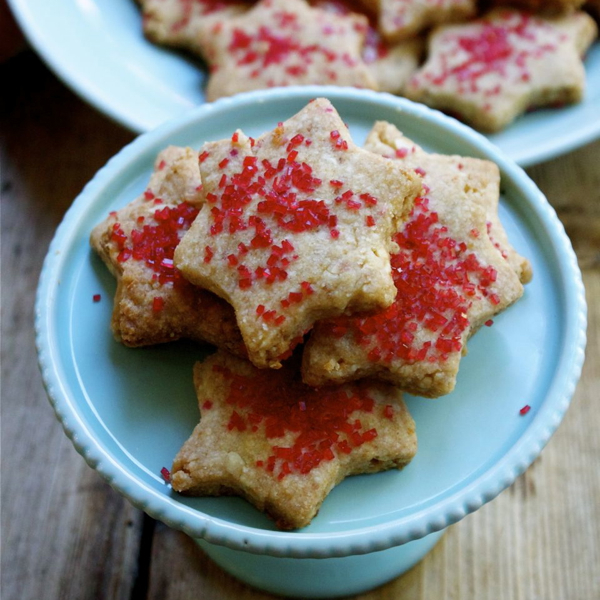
[[196, 529, 445, 598]]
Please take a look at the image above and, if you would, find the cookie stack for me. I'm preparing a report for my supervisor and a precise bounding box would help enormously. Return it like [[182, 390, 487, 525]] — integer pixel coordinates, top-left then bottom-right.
[[138, 0, 597, 131], [91, 99, 531, 529]]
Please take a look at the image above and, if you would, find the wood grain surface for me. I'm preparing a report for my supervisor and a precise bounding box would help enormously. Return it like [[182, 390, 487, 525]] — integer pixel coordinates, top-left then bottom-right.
[[1, 52, 598, 600]]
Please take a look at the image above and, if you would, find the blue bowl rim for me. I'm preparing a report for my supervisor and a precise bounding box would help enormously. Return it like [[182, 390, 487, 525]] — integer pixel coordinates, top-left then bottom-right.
[[35, 86, 587, 558]]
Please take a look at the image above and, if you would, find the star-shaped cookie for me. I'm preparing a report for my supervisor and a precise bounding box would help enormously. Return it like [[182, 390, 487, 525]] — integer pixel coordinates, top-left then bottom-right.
[[311, 0, 424, 94], [364, 122, 533, 284], [302, 121, 526, 397], [359, 0, 476, 42], [194, 0, 379, 101], [139, 0, 251, 57], [174, 98, 421, 369], [404, 8, 598, 132], [170, 350, 417, 530], [90, 146, 245, 355]]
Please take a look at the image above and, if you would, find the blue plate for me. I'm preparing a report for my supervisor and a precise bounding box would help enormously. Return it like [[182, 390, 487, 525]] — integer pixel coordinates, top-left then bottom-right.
[[36, 88, 586, 563], [8, 0, 600, 165]]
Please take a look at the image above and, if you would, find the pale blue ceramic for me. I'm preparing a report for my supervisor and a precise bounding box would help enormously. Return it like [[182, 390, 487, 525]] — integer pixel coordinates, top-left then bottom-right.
[[35, 88, 587, 598], [8, 0, 600, 165]]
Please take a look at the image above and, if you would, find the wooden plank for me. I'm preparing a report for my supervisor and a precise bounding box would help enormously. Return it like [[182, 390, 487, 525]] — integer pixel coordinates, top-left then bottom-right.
[[0, 52, 142, 600]]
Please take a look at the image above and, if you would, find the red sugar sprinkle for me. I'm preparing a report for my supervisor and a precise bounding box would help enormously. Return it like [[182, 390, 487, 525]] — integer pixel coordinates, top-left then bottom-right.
[[321, 196, 498, 365], [160, 467, 171, 482], [93, 294, 101, 303], [202, 400, 213, 410], [111, 202, 199, 287], [214, 363, 380, 479], [152, 296, 165, 312], [519, 404, 531, 415], [485, 319, 494, 327], [199, 151, 210, 163], [395, 148, 408, 158]]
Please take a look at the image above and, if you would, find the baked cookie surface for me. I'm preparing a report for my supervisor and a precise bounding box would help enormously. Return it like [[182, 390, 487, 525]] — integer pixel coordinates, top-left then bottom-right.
[[365, 122, 533, 284], [404, 8, 598, 132], [175, 99, 421, 369], [359, 0, 476, 42], [171, 350, 417, 530], [195, 0, 378, 101], [302, 121, 525, 396], [311, 0, 424, 94], [90, 146, 244, 354], [139, 0, 251, 55]]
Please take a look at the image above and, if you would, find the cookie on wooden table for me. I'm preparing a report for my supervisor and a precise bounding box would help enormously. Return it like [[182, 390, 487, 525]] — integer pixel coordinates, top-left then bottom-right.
[[90, 146, 245, 355], [359, 0, 477, 42], [302, 122, 525, 396], [175, 99, 421, 369], [404, 8, 598, 132], [171, 350, 417, 530], [195, 0, 378, 101]]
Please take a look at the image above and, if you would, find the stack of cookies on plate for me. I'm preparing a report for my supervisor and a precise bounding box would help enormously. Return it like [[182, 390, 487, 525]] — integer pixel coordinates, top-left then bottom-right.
[[137, 0, 597, 131], [91, 98, 531, 529]]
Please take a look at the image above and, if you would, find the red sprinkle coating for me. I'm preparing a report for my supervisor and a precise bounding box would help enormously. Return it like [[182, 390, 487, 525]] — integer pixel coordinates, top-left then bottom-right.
[[415, 12, 560, 97], [519, 404, 531, 415], [199, 131, 380, 318], [214, 363, 384, 479], [111, 202, 200, 288], [320, 195, 500, 364], [160, 467, 171, 482], [93, 294, 102, 303]]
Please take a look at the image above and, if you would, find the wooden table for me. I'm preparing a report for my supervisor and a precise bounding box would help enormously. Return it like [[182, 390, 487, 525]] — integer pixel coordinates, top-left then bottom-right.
[[1, 51, 599, 600]]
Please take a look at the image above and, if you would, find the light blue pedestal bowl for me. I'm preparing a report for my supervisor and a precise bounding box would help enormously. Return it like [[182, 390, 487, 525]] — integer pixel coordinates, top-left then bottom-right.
[[35, 88, 586, 598]]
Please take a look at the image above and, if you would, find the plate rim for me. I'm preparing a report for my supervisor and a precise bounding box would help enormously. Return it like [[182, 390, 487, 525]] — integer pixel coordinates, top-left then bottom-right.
[[7, 0, 600, 165], [35, 87, 588, 558]]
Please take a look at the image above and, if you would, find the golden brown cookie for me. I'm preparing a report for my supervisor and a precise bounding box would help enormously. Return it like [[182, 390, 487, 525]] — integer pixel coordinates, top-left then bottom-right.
[[302, 122, 526, 396], [404, 8, 598, 132], [139, 0, 251, 56], [171, 350, 417, 530], [359, 0, 477, 42], [175, 99, 421, 369], [90, 146, 245, 354], [195, 0, 379, 101], [311, 0, 424, 93], [364, 122, 532, 284]]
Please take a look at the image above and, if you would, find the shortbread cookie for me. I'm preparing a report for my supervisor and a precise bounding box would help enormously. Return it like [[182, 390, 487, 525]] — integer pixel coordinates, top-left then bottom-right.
[[90, 146, 245, 354], [195, 0, 378, 101], [365, 122, 532, 284], [175, 99, 421, 369], [404, 9, 598, 132], [311, 0, 424, 93], [302, 124, 525, 396], [359, 0, 477, 42], [171, 350, 417, 530], [139, 0, 251, 55]]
